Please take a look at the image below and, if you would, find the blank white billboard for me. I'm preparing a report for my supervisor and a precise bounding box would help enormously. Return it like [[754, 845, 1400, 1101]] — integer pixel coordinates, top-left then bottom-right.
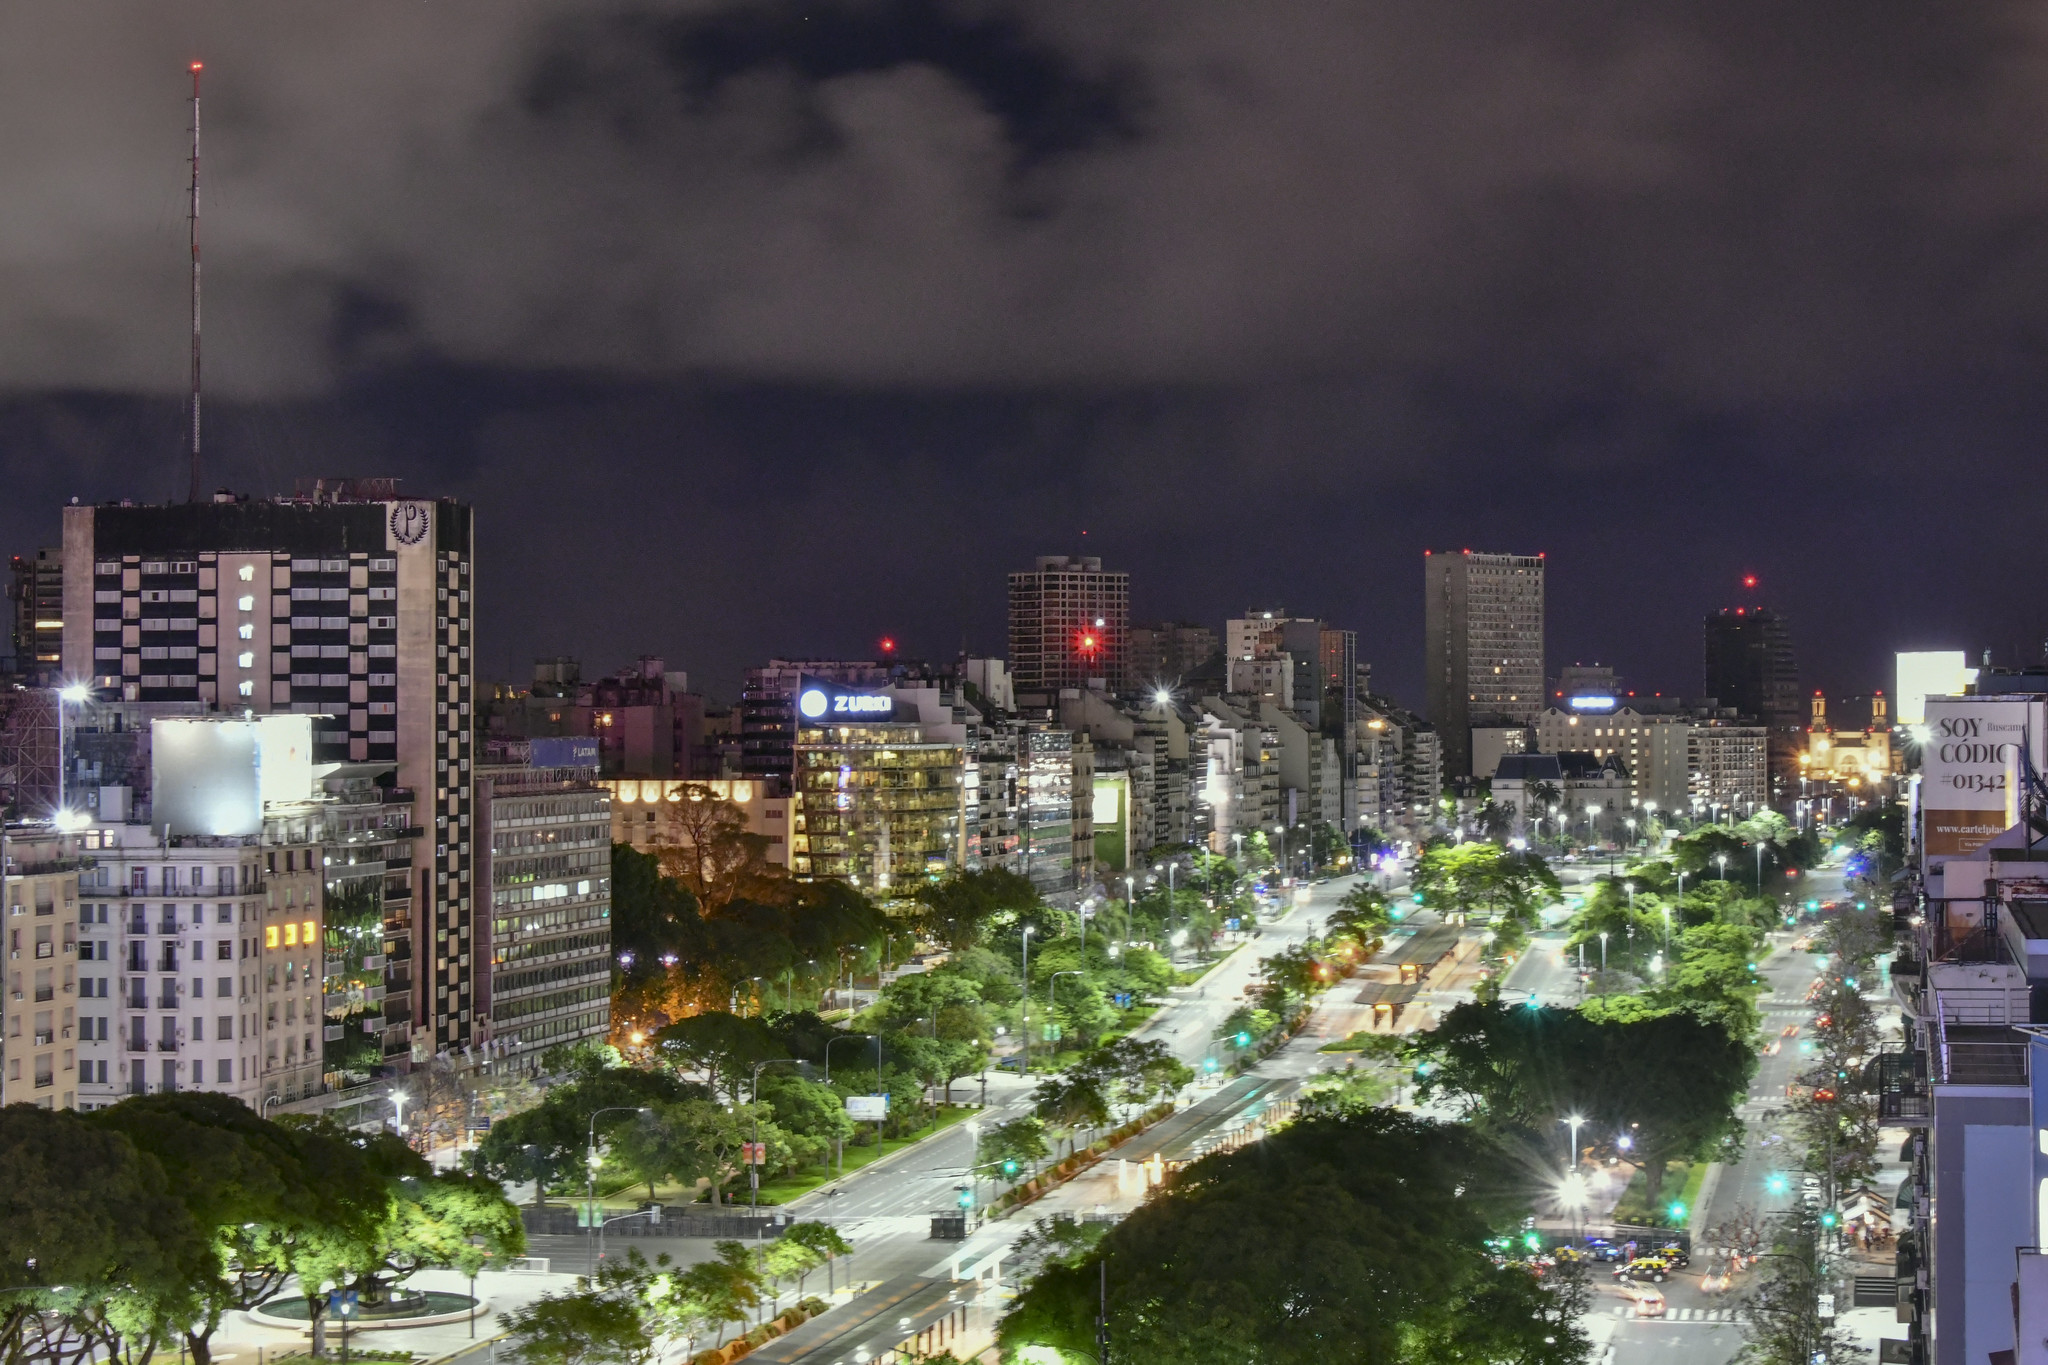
[[1896, 651, 1977, 727]]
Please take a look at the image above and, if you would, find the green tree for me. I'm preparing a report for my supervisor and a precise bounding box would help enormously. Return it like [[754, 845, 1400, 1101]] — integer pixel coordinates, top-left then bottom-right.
[[976, 1117, 1050, 1183], [1075, 1037, 1192, 1116], [89, 1092, 355, 1365], [910, 868, 1040, 951], [771, 1223, 851, 1299], [0, 1106, 210, 1365], [472, 1066, 704, 1202], [504, 1292, 652, 1365], [999, 1109, 1588, 1365], [1736, 1209, 1854, 1365], [1414, 1000, 1754, 1208], [1031, 1073, 1112, 1158], [654, 1011, 786, 1100]]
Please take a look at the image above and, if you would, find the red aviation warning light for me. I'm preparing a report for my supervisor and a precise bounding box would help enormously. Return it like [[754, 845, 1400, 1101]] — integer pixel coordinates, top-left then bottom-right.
[[1076, 630, 1100, 656], [1742, 574, 1758, 589], [879, 636, 896, 655]]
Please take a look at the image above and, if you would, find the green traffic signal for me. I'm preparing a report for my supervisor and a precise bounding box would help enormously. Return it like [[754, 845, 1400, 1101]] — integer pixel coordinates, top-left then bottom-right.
[[1235, 1031, 1252, 1047], [1667, 1201, 1688, 1222], [1820, 1211, 1838, 1228], [957, 1188, 975, 1210], [1523, 1231, 1542, 1251], [1002, 1159, 1019, 1176]]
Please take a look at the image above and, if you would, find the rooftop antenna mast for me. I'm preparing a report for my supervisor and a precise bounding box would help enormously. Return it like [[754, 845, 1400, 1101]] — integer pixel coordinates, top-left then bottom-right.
[[187, 60, 203, 502]]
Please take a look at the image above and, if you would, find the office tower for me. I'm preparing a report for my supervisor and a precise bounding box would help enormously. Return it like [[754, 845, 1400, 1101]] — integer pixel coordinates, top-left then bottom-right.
[[740, 659, 892, 782], [1007, 555, 1129, 694], [60, 485, 481, 1061], [476, 738, 612, 1074], [1703, 608, 1800, 728], [1423, 550, 1546, 778], [1129, 622, 1218, 688], [8, 550, 63, 684]]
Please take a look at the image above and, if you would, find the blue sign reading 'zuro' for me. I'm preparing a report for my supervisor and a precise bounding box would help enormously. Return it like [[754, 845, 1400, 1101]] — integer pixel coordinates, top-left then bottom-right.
[[797, 687, 892, 719]]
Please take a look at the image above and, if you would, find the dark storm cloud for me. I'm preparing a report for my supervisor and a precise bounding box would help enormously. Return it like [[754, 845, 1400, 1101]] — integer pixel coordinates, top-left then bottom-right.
[[4, 2, 2048, 698]]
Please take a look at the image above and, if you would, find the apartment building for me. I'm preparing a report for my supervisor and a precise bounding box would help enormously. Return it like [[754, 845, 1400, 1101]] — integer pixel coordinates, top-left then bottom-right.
[[2, 827, 85, 1108]]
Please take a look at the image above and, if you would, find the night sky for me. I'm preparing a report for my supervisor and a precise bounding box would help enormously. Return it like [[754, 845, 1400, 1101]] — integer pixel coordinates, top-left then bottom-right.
[[5, 3, 2048, 705]]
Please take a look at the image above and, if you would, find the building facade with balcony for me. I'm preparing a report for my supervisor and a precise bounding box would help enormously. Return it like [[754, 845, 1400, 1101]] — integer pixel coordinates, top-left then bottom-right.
[[2, 826, 85, 1108], [74, 819, 325, 1108]]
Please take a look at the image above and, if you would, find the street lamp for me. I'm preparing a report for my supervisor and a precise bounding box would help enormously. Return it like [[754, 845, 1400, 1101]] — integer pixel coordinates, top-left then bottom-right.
[[1020, 926, 1035, 1075], [1562, 1114, 1585, 1172], [748, 1059, 807, 1210], [1598, 931, 1608, 975], [585, 1106, 653, 1275], [1625, 881, 1635, 913], [390, 1090, 410, 1136], [1716, 853, 1729, 882]]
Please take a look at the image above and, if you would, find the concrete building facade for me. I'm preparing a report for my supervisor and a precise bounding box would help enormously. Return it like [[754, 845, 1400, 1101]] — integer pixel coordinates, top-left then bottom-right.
[[60, 489, 481, 1063], [1424, 550, 1545, 778]]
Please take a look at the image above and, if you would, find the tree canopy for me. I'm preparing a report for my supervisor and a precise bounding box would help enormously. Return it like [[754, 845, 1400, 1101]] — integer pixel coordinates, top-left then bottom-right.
[[999, 1108, 1589, 1365]]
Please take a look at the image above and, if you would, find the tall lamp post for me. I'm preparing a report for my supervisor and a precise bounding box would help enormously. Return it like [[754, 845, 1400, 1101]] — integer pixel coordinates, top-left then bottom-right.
[[749, 1059, 806, 1210], [822, 1034, 880, 1177], [1020, 926, 1035, 1074], [585, 1106, 652, 1275]]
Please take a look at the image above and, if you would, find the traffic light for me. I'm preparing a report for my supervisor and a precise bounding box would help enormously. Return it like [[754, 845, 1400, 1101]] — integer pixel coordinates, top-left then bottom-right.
[[957, 1187, 976, 1210], [1002, 1159, 1020, 1177], [1766, 1174, 1789, 1195], [1819, 1211, 1838, 1228], [1845, 978, 1859, 990], [1523, 1231, 1542, 1252], [1667, 1201, 1688, 1222], [1235, 1031, 1252, 1047]]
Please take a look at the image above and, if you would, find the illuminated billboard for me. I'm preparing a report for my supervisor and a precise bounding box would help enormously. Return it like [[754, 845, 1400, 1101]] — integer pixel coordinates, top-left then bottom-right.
[[1920, 695, 2047, 857], [152, 715, 315, 837], [796, 677, 900, 723], [1895, 651, 1976, 727]]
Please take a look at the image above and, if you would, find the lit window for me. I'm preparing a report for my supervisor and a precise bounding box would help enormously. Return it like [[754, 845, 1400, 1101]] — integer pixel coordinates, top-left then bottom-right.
[[237, 596, 254, 612], [237, 652, 254, 668], [238, 680, 254, 698], [238, 565, 255, 582], [264, 925, 279, 949], [283, 923, 298, 947], [238, 623, 253, 640], [302, 919, 314, 945]]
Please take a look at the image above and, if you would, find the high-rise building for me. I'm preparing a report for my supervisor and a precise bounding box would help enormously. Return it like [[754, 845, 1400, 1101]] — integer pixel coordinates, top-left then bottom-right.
[[1423, 550, 1545, 778], [1703, 608, 1800, 727], [476, 739, 613, 1074], [60, 486, 481, 1063], [1008, 556, 1129, 694], [1703, 606, 1801, 798], [8, 549, 63, 684], [1128, 622, 1217, 689], [740, 660, 892, 782]]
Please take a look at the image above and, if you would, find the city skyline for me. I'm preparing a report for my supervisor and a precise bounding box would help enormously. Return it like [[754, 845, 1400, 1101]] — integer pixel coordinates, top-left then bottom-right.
[[2, 6, 2042, 705]]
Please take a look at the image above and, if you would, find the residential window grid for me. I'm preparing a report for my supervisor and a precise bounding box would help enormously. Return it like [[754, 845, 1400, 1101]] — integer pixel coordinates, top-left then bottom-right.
[[76, 499, 482, 1067], [487, 777, 612, 1069], [1006, 558, 1130, 693], [65, 841, 327, 1107]]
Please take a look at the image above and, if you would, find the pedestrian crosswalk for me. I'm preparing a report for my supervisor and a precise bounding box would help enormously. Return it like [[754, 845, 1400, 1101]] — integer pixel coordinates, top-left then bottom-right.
[[1611, 1304, 1738, 1323]]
